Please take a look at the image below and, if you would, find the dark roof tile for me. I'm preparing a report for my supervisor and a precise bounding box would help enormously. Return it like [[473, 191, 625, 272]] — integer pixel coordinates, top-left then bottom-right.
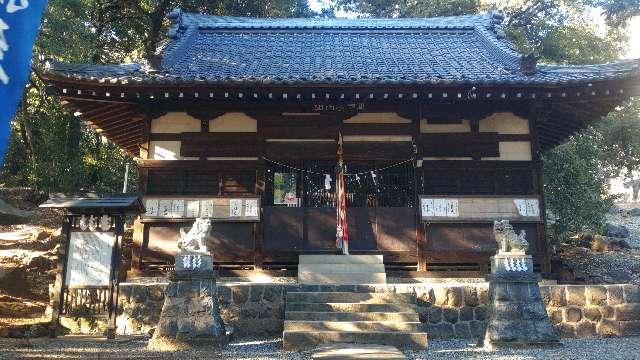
[[40, 10, 640, 87]]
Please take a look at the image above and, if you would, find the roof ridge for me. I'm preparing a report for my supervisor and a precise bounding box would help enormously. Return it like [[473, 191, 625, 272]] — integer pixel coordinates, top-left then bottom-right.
[[167, 7, 501, 31]]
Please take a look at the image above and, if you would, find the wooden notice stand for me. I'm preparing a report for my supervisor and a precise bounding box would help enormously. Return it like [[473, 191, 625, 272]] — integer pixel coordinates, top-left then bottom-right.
[[40, 195, 144, 339]]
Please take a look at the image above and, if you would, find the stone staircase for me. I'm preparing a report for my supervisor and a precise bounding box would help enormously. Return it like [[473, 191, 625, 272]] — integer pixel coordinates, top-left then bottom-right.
[[283, 290, 428, 350], [298, 255, 387, 285], [284, 255, 427, 351]]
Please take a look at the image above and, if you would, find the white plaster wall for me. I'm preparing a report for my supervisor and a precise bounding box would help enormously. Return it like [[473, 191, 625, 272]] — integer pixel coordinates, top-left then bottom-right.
[[148, 141, 181, 160], [482, 141, 532, 161], [420, 119, 471, 133], [150, 112, 201, 133], [209, 113, 257, 132], [479, 112, 529, 134], [344, 112, 411, 123]]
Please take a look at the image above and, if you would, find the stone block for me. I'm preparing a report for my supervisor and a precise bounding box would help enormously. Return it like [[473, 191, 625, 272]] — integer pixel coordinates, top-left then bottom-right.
[[240, 306, 259, 319], [469, 320, 485, 338], [418, 310, 427, 323], [459, 306, 474, 322], [417, 289, 434, 306], [427, 306, 442, 324], [597, 319, 620, 336], [250, 285, 264, 302], [624, 285, 640, 303], [550, 286, 567, 307], [607, 285, 625, 305], [493, 283, 511, 302], [262, 285, 282, 303], [555, 322, 575, 337], [613, 304, 640, 321], [565, 307, 582, 323], [148, 285, 166, 302], [575, 321, 596, 337], [522, 302, 547, 321], [565, 286, 586, 306], [474, 306, 486, 321], [454, 322, 472, 338], [540, 286, 551, 306], [119, 285, 133, 302], [232, 286, 249, 304], [600, 305, 615, 319], [528, 283, 541, 299], [443, 307, 459, 323], [548, 308, 564, 325], [583, 307, 602, 322], [493, 302, 520, 321], [619, 320, 640, 335], [478, 287, 489, 305], [217, 285, 231, 304], [425, 322, 455, 338], [464, 287, 479, 307], [130, 285, 149, 303], [586, 286, 607, 306], [433, 287, 449, 306]]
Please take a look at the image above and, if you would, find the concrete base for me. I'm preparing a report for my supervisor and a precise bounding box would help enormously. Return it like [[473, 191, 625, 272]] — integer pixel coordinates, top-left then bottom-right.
[[298, 255, 387, 285], [312, 343, 406, 360]]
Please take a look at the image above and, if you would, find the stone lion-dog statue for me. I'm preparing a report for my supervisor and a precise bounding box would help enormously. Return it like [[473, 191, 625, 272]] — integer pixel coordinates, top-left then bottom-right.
[[493, 220, 528, 254], [178, 217, 212, 253]]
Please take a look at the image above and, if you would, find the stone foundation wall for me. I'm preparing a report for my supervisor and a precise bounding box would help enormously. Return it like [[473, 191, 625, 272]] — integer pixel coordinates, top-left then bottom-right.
[[57, 282, 640, 339], [541, 284, 640, 337]]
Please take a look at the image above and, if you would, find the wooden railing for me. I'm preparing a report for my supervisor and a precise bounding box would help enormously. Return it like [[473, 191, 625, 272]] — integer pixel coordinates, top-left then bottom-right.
[[62, 286, 110, 316]]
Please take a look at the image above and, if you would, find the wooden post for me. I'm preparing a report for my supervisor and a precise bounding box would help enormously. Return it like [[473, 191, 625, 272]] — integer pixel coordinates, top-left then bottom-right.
[[417, 222, 427, 272], [106, 214, 124, 339], [49, 215, 72, 338], [129, 217, 144, 277]]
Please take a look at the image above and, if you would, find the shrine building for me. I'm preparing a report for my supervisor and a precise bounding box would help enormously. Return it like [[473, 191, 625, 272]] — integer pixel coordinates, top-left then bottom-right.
[[38, 10, 640, 279]]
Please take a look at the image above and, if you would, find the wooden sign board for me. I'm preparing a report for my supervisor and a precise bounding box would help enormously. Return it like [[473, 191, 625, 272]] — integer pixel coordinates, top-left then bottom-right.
[[66, 231, 115, 286], [419, 196, 541, 222], [143, 197, 260, 221]]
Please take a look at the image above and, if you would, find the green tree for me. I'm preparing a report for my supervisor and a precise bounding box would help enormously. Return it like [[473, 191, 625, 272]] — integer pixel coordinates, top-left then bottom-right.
[[1, 0, 313, 194]]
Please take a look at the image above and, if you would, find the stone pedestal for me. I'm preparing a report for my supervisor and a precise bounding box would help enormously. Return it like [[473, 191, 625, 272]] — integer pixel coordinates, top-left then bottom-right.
[[148, 252, 226, 350], [483, 254, 559, 349]]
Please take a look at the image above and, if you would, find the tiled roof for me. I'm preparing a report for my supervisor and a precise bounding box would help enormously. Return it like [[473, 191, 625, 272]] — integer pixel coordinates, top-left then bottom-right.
[[41, 9, 640, 87]]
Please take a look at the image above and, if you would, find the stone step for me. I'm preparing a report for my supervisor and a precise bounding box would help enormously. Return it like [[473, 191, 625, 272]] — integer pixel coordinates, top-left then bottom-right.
[[287, 292, 415, 304], [299, 263, 386, 273], [284, 320, 421, 332], [298, 272, 387, 285], [299, 255, 384, 265], [286, 302, 415, 313], [283, 330, 428, 351], [312, 343, 406, 360], [285, 311, 419, 322]]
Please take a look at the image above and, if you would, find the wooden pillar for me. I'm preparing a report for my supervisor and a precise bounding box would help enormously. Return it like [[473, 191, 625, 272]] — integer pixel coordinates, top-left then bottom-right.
[[528, 109, 551, 273], [106, 214, 124, 339], [49, 215, 72, 338], [128, 217, 144, 277]]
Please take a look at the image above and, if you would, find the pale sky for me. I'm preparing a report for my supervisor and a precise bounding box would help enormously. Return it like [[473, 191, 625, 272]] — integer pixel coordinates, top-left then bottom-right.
[[308, 0, 639, 60]]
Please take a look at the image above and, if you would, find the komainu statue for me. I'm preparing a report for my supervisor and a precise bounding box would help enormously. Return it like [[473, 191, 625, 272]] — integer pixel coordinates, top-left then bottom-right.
[[178, 217, 212, 253], [493, 220, 528, 254]]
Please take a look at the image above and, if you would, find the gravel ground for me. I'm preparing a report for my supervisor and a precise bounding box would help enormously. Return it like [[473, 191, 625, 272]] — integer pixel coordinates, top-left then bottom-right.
[[558, 246, 640, 285], [607, 211, 640, 249], [1, 336, 640, 360]]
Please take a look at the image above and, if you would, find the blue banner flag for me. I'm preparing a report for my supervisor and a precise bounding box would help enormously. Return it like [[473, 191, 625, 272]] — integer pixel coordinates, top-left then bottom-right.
[[0, 0, 48, 166]]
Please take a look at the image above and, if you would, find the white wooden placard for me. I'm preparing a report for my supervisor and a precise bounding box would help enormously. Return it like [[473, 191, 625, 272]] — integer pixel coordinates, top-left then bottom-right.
[[65, 231, 114, 286], [419, 196, 541, 221]]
